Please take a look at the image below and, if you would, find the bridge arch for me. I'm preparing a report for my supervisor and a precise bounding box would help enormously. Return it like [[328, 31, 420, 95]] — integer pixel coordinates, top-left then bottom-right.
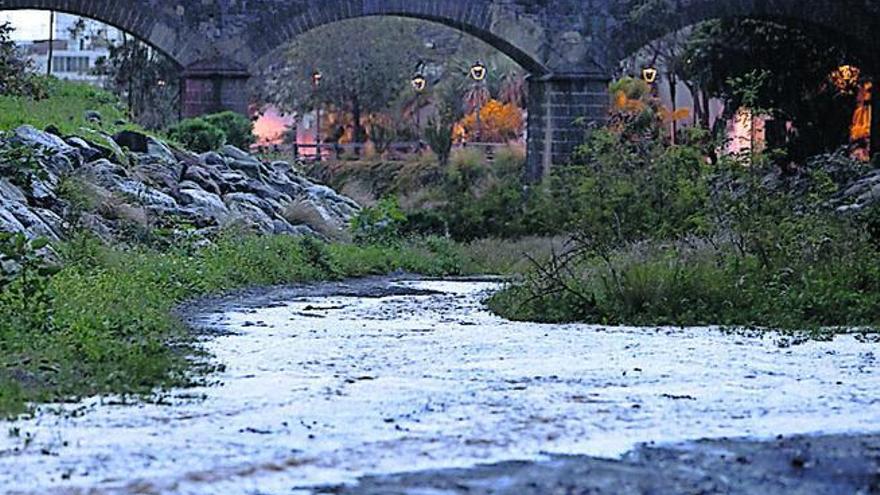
[[0, 0, 200, 67], [3, 0, 878, 179], [239, 1, 550, 77]]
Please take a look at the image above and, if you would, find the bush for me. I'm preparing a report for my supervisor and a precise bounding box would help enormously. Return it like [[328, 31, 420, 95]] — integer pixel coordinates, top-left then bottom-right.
[[488, 120, 880, 333], [203, 111, 255, 150], [167, 118, 226, 152], [350, 197, 408, 245]]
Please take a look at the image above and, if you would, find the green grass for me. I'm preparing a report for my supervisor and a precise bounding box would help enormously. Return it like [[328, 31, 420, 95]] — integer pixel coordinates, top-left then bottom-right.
[[488, 239, 880, 334], [0, 79, 129, 136], [0, 234, 476, 417]]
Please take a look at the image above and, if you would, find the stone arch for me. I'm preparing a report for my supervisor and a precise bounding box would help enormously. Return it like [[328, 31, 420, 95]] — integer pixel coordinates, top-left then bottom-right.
[[0, 0, 221, 68], [235, 0, 551, 76]]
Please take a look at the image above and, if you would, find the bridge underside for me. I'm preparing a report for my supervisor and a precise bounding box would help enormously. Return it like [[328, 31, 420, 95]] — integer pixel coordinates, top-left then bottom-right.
[[1, 0, 877, 177]]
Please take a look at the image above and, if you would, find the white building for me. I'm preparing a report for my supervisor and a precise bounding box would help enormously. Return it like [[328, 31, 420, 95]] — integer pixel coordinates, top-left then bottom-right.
[[13, 12, 122, 85]]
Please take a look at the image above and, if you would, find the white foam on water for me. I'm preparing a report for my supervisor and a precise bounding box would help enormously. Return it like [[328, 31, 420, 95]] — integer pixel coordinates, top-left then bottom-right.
[[0, 280, 877, 494]]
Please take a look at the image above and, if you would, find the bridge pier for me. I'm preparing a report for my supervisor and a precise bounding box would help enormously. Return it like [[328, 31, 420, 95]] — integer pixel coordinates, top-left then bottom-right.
[[181, 62, 251, 118], [525, 73, 610, 181]]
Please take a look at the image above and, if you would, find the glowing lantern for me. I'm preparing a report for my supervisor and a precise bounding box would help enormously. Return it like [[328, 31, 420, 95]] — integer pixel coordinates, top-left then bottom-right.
[[411, 73, 427, 92], [642, 67, 658, 84], [470, 62, 488, 82]]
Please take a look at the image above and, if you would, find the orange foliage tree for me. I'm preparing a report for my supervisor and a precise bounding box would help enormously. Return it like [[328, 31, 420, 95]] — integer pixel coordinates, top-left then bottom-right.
[[457, 99, 524, 143]]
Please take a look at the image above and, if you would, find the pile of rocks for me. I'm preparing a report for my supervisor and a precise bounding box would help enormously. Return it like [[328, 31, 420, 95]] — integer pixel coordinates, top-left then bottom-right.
[[0, 125, 360, 242], [835, 169, 880, 212]]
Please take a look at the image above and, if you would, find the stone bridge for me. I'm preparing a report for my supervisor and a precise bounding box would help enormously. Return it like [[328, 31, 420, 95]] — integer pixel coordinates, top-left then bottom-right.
[[1, 0, 878, 177]]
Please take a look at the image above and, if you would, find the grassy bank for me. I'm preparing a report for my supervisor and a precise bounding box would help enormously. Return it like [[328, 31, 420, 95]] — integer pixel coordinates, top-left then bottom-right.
[[488, 237, 880, 332], [0, 79, 129, 135], [0, 234, 473, 417]]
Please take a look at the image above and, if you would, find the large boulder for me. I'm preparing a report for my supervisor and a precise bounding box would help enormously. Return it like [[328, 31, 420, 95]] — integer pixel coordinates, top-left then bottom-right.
[[182, 165, 222, 196], [177, 188, 230, 224], [0, 199, 60, 240], [0, 179, 27, 204], [11, 126, 78, 176]]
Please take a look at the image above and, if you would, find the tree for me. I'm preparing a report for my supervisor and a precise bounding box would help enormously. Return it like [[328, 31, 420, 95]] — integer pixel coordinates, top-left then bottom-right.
[[680, 18, 860, 161], [93, 36, 179, 130], [0, 22, 44, 98], [264, 18, 427, 146]]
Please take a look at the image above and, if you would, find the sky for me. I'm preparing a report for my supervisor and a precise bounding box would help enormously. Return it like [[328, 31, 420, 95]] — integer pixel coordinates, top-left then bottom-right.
[[1, 10, 53, 40]]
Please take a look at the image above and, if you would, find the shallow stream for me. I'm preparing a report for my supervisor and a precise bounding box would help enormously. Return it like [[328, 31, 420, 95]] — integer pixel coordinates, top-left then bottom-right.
[[1, 279, 878, 494]]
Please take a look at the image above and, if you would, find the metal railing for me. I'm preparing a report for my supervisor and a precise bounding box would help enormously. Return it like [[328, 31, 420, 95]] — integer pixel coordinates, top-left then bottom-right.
[[253, 141, 512, 162]]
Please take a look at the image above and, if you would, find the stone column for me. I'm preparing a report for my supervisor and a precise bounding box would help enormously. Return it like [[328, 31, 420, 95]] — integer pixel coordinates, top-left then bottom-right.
[[181, 62, 251, 118], [525, 73, 610, 181]]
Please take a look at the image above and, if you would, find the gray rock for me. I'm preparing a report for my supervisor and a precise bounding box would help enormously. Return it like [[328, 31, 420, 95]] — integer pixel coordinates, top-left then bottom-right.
[[11, 126, 77, 176], [13, 125, 75, 156], [178, 188, 230, 223], [225, 200, 276, 234], [183, 165, 222, 196], [219, 145, 257, 163], [0, 199, 60, 239], [116, 180, 178, 209], [133, 157, 183, 192], [201, 151, 227, 168], [0, 179, 27, 203], [66, 136, 104, 162], [224, 192, 279, 215], [0, 204, 26, 234]]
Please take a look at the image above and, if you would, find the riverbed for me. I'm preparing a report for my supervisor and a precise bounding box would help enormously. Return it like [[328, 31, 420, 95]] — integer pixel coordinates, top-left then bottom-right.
[[0, 278, 878, 494]]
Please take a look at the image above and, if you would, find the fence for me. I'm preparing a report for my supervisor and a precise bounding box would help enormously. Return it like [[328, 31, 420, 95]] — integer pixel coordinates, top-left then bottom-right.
[[253, 142, 511, 162]]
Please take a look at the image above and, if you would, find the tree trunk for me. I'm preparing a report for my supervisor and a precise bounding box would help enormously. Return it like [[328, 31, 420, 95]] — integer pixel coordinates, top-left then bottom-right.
[[702, 88, 712, 130], [352, 93, 363, 157], [669, 72, 677, 145]]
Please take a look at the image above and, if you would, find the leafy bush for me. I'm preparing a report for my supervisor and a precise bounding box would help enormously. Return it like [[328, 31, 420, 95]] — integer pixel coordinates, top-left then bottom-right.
[[0, 234, 60, 334], [203, 111, 255, 150], [0, 22, 47, 98], [167, 118, 226, 152], [488, 118, 880, 333], [350, 197, 408, 245], [0, 137, 51, 190]]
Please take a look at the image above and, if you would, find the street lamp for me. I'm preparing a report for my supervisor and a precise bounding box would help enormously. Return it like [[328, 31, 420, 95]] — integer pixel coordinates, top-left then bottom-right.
[[469, 62, 488, 143], [470, 62, 488, 82], [312, 70, 322, 161], [411, 73, 427, 92], [641, 67, 658, 85], [411, 74, 427, 142]]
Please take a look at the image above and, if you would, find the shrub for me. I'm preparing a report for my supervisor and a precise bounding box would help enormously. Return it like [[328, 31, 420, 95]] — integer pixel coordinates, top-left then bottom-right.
[[167, 118, 226, 152], [203, 111, 255, 150], [350, 196, 407, 245], [425, 121, 453, 165]]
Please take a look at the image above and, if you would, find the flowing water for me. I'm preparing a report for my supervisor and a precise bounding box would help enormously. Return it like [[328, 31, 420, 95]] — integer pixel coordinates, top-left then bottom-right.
[[0, 279, 878, 494]]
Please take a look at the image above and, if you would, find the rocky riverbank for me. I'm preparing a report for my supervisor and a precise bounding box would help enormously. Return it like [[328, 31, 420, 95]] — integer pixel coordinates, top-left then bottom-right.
[[0, 125, 360, 243], [323, 432, 880, 494]]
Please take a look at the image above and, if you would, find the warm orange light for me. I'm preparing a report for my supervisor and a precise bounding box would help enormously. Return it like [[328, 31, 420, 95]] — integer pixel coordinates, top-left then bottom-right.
[[831, 65, 861, 93], [851, 81, 872, 161]]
